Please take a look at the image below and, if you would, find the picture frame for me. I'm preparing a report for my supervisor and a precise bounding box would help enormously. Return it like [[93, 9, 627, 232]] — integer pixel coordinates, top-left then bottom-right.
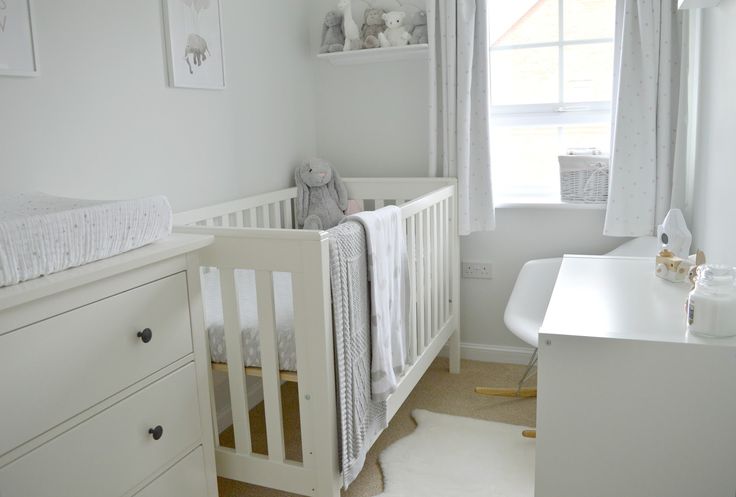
[[0, 0, 39, 77], [163, 0, 226, 90]]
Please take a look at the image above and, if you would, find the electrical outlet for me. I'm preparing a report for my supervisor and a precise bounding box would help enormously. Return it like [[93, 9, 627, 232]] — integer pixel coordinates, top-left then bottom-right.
[[462, 262, 493, 279]]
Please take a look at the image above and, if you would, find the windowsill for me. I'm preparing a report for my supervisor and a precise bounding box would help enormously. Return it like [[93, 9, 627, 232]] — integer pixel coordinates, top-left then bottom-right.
[[495, 200, 607, 210]]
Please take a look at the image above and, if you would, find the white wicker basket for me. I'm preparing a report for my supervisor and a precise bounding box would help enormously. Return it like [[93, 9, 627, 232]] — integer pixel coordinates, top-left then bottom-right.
[[558, 155, 609, 204]]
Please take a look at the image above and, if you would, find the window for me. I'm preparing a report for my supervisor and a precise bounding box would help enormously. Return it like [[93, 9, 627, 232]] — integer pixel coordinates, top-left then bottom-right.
[[489, 0, 615, 203]]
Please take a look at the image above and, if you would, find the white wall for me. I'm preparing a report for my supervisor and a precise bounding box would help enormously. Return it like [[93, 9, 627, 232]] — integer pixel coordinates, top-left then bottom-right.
[[312, 1, 623, 361], [0, 0, 317, 212], [312, 0, 429, 177], [690, 0, 736, 265], [460, 208, 623, 357], [2, 1, 639, 363]]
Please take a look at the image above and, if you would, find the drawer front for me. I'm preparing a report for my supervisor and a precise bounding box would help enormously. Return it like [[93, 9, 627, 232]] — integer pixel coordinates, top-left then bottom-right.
[[0, 363, 201, 497], [134, 446, 208, 497], [0, 272, 192, 456]]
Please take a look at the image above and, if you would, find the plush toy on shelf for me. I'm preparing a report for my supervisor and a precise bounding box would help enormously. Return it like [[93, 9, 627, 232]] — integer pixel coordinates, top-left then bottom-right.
[[294, 159, 348, 230], [361, 7, 386, 49], [337, 0, 362, 51], [379, 11, 411, 47], [320, 10, 345, 53], [409, 10, 428, 45]]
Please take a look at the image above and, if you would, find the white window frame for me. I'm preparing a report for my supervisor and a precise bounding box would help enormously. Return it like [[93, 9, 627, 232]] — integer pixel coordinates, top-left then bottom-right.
[[490, 0, 614, 127], [489, 0, 615, 203]]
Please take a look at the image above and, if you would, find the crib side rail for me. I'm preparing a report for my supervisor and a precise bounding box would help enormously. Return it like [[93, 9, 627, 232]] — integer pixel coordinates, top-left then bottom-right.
[[387, 182, 460, 418], [174, 187, 297, 229], [173, 178, 458, 229], [180, 226, 339, 496], [401, 184, 457, 360]]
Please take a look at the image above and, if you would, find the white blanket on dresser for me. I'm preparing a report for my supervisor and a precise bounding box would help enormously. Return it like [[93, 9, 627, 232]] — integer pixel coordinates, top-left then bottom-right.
[[0, 192, 172, 287], [344, 206, 410, 401]]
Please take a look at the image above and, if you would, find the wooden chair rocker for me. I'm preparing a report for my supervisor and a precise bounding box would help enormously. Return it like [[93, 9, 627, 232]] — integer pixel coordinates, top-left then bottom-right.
[[475, 258, 563, 439]]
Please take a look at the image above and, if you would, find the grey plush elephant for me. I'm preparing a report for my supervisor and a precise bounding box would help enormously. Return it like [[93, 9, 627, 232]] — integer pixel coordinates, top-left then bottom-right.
[[295, 159, 348, 230]]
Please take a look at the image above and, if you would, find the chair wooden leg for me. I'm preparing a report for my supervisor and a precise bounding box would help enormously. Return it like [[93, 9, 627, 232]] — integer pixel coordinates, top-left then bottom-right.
[[522, 430, 536, 438], [474, 386, 537, 398]]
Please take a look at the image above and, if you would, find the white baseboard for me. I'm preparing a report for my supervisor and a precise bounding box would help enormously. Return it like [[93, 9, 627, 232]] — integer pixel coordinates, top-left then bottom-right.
[[216, 381, 265, 434], [440, 341, 535, 365]]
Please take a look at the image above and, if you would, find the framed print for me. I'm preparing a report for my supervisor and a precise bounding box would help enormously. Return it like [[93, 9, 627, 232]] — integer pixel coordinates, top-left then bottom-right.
[[0, 0, 39, 77], [163, 0, 226, 90]]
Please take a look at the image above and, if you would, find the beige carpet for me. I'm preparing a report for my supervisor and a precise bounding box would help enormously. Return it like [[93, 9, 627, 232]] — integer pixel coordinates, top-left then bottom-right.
[[217, 357, 537, 497]]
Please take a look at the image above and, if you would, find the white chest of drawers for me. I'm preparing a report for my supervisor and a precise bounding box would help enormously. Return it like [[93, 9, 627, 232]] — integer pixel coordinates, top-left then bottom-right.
[[0, 234, 217, 497]]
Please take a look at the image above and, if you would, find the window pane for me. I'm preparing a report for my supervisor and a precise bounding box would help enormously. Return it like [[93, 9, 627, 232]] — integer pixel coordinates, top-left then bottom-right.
[[491, 47, 559, 106], [561, 124, 611, 155], [491, 0, 559, 47], [563, 0, 615, 41], [492, 122, 612, 201], [491, 125, 561, 200], [563, 43, 613, 102]]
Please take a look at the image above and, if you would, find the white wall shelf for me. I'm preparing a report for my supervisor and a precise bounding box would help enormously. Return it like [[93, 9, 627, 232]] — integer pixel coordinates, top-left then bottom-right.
[[678, 0, 720, 8], [317, 44, 429, 65]]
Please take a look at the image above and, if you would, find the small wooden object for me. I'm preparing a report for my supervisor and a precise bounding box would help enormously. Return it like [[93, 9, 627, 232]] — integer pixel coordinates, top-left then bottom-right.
[[655, 249, 692, 283], [474, 387, 537, 398]]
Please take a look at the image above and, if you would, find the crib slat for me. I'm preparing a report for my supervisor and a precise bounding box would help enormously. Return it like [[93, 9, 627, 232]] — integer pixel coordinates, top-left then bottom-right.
[[447, 199, 452, 319], [220, 269, 252, 455], [406, 216, 418, 363], [432, 204, 439, 337], [262, 205, 271, 228], [416, 212, 426, 354], [248, 208, 257, 228], [374, 199, 385, 209], [283, 200, 293, 229], [272, 203, 282, 229], [235, 210, 244, 228], [439, 200, 446, 326], [423, 209, 432, 345], [255, 270, 286, 463], [446, 199, 453, 319]]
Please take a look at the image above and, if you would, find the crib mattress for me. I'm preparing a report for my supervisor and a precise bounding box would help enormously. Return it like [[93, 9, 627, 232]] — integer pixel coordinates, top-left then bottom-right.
[[0, 192, 172, 287], [202, 269, 297, 371]]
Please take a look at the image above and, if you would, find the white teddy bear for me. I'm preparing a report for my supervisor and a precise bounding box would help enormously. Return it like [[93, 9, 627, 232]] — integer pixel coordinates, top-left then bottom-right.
[[378, 11, 411, 47]]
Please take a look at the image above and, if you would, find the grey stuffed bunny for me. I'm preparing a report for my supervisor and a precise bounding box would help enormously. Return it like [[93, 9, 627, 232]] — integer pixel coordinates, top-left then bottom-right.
[[295, 159, 348, 230], [320, 10, 345, 53]]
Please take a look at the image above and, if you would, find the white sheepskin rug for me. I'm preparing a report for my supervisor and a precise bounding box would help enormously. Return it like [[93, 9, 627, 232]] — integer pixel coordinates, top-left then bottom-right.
[[375, 410, 535, 497]]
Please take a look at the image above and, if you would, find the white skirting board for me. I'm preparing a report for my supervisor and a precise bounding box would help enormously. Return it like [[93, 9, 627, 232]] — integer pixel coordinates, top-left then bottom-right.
[[440, 341, 535, 365]]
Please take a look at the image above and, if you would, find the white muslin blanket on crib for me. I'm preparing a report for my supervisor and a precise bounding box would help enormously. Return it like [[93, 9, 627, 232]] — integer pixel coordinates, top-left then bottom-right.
[[344, 206, 409, 401]]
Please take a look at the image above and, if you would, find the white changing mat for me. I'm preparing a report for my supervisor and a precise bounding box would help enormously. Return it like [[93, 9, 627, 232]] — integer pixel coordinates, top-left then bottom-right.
[[202, 269, 297, 371], [0, 192, 172, 287]]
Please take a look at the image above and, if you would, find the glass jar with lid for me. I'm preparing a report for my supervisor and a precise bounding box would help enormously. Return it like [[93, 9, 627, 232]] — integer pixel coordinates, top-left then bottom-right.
[[687, 265, 736, 338]]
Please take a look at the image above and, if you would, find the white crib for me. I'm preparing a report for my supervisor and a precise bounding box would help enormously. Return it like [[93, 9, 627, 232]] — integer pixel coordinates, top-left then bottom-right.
[[173, 178, 461, 497]]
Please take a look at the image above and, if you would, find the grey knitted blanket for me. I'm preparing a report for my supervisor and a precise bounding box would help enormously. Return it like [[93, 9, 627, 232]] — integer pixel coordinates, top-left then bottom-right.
[[328, 221, 387, 489]]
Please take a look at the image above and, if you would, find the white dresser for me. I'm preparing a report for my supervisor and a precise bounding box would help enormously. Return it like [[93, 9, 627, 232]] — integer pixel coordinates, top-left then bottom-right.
[[0, 234, 217, 497], [537, 255, 736, 497]]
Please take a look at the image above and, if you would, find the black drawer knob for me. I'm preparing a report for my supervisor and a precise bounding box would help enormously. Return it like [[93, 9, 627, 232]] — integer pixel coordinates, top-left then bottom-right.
[[148, 425, 164, 441], [137, 328, 153, 343]]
